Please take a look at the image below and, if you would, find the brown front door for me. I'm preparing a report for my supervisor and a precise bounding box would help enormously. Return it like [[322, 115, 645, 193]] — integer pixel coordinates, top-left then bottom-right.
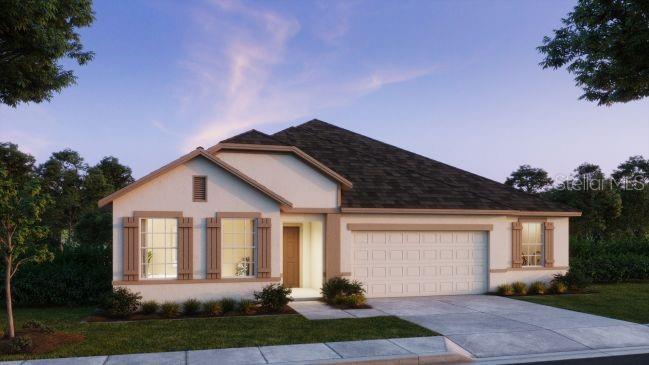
[[283, 226, 300, 288]]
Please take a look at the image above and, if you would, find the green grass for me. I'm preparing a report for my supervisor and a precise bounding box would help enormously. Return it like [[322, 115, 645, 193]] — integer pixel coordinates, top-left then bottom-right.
[[515, 282, 649, 324], [0, 307, 435, 361]]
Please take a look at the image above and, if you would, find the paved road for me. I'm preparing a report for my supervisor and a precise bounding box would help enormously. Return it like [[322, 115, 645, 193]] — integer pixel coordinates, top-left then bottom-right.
[[520, 352, 649, 364]]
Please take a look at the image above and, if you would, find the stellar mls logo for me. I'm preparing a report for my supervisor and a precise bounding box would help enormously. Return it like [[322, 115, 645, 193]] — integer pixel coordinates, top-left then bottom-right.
[[554, 174, 646, 191]]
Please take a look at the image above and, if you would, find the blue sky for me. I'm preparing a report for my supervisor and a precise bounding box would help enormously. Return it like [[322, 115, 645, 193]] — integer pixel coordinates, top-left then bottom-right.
[[1, 0, 647, 182]]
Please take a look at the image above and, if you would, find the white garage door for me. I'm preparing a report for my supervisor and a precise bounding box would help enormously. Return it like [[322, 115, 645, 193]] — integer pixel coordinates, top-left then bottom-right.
[[351, 230, 488, 297]]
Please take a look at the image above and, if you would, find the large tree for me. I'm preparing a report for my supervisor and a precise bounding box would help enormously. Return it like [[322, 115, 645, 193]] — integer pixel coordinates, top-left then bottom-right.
[[611, 156, 649, 236], [0, 0, 95, 106], [505, 164, 554, 194], [538, 0, 649, 105]]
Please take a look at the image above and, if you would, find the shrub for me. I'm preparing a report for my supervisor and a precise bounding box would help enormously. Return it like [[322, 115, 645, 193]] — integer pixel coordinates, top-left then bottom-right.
[[238, 299, 256, 315], [528, 281, 547, 295], [220, 297, 238, 313], [98, 287, 142, 319], [321, 277, 365, 303], [203, 300, 222, 316], [511, 281, 527, 295], [183, 298, 201, 316], [553, 269, 592, 291], [7, 336, 33, 353], [160, 302, 181, 318], [497, 283, 514, 296], [141, 300, 159, 315], [550, 281, 568, 294], [334, 294, 366, 308], [22, 320, 54, 334], [254, 284, 293, 313], [569, 237, 649, 283]]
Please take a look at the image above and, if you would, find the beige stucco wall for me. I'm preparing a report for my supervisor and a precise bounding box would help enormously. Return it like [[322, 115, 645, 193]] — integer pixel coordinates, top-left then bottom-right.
[[340, 214, 570, 291], [112, 156, 281, 301], [217, 151, 339, 208]]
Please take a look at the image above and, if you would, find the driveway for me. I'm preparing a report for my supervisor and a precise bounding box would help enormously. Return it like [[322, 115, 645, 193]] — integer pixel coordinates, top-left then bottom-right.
[[368, 295, 649, 358]]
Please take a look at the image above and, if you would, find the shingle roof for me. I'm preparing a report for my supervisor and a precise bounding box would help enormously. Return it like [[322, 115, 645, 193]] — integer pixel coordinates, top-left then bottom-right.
[[221, 120, 577, 212], [221, 130, 288, 146]]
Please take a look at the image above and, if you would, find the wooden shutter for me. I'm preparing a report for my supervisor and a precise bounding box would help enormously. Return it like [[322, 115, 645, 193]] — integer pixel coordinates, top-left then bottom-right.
[[178, 217, 194, 280], [256, 218, 272, 278], [123, 217, 139, 281], [206, 217, 221, 279], [193, 176, 207, 202], [511, 222, 523, 268], [544, 222, 555, 268]]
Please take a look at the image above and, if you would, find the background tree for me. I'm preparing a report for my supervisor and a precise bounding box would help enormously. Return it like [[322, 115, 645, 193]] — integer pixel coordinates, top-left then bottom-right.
[[505, 164, 554, 194], [611, 156, 649, 237], [38, 149, 87, 250], [538, 0, 649, 105], [0, 0, 95, 106], [0, 165, 52, 338]]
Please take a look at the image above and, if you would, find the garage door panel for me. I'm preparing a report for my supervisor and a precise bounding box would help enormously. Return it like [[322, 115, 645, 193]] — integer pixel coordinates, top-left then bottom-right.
[[351, 230, 488, 297]]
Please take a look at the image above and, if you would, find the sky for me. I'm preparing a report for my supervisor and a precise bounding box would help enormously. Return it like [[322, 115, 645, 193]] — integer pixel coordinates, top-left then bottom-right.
[[1, 0, 648, 183]]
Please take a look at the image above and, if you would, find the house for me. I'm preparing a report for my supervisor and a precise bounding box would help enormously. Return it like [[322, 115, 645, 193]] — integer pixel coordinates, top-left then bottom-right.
[[99, 120, 580, 301]]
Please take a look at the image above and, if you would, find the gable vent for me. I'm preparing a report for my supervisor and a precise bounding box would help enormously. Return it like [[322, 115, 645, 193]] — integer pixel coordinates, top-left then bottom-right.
[[193, 176, 207, 202]]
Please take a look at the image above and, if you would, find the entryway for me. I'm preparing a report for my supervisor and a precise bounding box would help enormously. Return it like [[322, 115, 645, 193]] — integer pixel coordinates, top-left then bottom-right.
[[282, 226, 300, 288], [281, 217, 324, 300]]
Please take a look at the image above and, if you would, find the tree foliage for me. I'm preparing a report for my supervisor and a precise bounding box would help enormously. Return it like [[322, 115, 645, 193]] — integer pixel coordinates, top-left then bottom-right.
[[505, 164, 554, 194], [0, 0, 95, 106], [538, 0, 649, 105]]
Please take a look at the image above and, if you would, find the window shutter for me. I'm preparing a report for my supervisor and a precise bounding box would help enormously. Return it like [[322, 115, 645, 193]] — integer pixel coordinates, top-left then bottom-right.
[[178, 217, 194, 280], [123, 217, 139, 281], [206, 217, 221, 279], [544, 222, 555, 268], [193, 176, 206, 202], [256, 218, 271, 278], [511, 222, 523, 268]]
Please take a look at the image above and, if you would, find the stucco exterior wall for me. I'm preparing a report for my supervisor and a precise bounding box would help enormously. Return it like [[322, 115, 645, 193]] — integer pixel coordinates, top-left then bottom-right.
[[340, 214, 570, 292], [112, 156, 281, 300], [216, 151, 339, 208]]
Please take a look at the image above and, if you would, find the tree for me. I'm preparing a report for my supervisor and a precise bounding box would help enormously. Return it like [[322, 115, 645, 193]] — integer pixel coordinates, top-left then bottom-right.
[[505, 164, 554, 194], [38, 149, 87, 250], [0, 0, 95, 106], [538, 0, 649, 105], [0, 167, 53, 338], [611, 156, 649, 236], [0, 142, 36, 185]]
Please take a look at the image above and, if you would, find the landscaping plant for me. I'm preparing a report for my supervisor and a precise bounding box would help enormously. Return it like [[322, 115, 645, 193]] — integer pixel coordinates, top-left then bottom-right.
[[183, 298, 201, 316], [99, 287, 142, 319], [528, 281, 547, 295], [550, 281, 568, 294], [7, 336, 33, 354], [141, 300, 159, 315], [203, 300, 222, 316], [21, 320, 53, 334], [553, 270, 592, 292], [321, 277, 365, 304], [238, 299, 256, 315], [511, 282, 527, 295], [254, 283, 293, 313], [160, 302, 180, 318], [497, 283, 514, 296], [220, 297, 238, 314], [334, 294, 366, 308]]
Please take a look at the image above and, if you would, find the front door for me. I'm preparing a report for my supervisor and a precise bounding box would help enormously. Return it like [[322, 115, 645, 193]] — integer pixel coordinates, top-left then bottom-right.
[[283, 226, 300, 288]]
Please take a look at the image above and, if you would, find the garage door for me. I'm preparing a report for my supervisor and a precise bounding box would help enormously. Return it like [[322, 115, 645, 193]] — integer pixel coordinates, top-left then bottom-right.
[[351, 230, 488, 297]]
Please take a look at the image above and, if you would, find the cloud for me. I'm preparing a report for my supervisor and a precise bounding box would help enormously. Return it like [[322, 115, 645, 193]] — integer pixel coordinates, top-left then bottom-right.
[[178, 1, 437, 151]]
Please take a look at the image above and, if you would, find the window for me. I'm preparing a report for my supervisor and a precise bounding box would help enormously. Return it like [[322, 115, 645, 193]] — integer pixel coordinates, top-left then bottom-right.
[[221, 218, 256, 277], [193, 176, 207, 202], [522, 222, 544, 267], [140, 218, 177, 279]]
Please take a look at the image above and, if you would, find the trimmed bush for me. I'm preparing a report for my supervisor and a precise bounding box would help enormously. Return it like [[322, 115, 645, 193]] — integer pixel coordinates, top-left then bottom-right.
[[528, 281, 547, 295], [220, 297, 238, 313], [497, 283, 514, 296], [99, 287, 142, 319], [183, 298, 201, 316], [203, 300, 222, 316], [511, 281, 527, 295], [550, 281, 568, 294], [22, 320, 53, 333], [553, 270, 592, 291], [569, 237, 649, 283], [8, 336, 33, 353], [333, 293, 366, 308], [238, 299, 256, 315], [321, 277, 365, 304], [254, 284, 293, 313], [160, 302, 181, 318], [141, 300, 159, 315]]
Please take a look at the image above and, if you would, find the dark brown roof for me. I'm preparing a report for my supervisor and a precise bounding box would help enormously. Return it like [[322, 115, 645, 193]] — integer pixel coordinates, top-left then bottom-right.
[[221, 120, 577, 212], [221, 130, 288, 146]]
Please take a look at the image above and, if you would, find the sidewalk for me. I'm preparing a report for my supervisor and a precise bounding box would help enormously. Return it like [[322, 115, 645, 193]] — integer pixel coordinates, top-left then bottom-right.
[[0, 336, 466, 365]]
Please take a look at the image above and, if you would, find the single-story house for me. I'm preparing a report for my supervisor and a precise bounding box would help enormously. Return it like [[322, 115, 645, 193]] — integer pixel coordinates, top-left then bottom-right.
[[99, 120, 580, 301]]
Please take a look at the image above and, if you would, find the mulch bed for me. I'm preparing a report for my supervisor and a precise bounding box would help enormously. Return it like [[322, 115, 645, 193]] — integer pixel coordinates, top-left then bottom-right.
[[0, 329, 84, 355], [86, 305, 297, 322]]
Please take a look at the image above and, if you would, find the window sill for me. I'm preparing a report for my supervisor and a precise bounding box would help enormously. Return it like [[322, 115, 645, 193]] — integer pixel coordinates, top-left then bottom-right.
[[113, 277, 280, 285], [489, 266, 568, 273]]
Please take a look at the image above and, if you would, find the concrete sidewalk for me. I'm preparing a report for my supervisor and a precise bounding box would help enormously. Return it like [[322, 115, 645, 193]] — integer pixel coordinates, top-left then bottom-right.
[[1, 336, 466, 365]]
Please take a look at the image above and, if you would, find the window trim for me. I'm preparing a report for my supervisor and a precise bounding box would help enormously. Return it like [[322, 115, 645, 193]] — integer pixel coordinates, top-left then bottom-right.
[[217, 212, 261, 279], [133, 211, 184, 281], [193, 175, 207, 202], [520, 219, 545, 268]]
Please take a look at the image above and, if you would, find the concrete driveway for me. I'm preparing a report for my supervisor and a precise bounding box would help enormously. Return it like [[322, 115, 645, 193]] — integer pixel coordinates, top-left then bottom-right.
[[368, 295, 649, 358]]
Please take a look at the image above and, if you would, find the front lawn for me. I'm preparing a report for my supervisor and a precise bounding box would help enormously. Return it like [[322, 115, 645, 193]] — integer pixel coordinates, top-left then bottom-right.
[[0, 307, 435, 361], [515, 282, 649, 323]]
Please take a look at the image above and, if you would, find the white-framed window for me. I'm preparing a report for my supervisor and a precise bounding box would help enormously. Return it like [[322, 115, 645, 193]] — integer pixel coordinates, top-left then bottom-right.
[[221, 218, 256, 278], [140, 218, 178, 279], [522, 222, 544, 267]]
